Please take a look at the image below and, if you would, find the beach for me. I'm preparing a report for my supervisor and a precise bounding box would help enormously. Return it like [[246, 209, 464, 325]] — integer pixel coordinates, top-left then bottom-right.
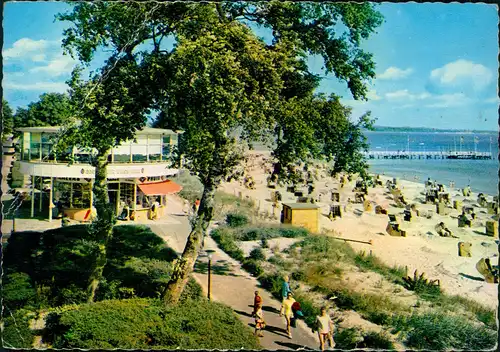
[[219, 150, 498, 309]]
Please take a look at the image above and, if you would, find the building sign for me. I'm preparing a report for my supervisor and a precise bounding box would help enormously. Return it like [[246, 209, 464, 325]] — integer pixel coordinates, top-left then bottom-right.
[[20, 162, 178, 179]]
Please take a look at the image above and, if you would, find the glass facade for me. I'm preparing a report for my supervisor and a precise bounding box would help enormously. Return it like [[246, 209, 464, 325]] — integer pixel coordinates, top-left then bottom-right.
[[22, 131, 178, 164]]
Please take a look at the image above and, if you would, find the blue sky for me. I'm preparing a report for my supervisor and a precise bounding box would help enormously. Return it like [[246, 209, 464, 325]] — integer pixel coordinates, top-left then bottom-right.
[[3, 2, 499, 130]]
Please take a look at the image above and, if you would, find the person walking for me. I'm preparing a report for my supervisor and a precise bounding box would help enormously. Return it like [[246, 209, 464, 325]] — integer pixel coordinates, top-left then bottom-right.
[[316, 307, 335, 351], [254, 306, 266, 337], [281, 275, 292, 301], [253, 290, 263, 315], [280, 292, 296, 339]]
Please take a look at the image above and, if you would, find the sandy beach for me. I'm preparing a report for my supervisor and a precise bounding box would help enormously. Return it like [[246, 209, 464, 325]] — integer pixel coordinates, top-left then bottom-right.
[[219, 150, 498, 309]]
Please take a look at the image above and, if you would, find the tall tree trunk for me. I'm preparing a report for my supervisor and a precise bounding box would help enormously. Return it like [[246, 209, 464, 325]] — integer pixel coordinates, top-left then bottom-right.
[[162, 180, 217, 305], [87, 150, 115, 303]]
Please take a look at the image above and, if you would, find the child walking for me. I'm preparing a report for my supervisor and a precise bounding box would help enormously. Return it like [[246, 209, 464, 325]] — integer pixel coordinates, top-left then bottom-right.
[[254, 306, 265, 337]]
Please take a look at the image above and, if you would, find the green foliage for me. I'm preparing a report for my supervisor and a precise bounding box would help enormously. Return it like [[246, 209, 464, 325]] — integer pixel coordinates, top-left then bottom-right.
[[175, 171, 204, 203], [334, 328, 394, 349], [13, 93, 72, 131], [259, 273, 285, 301], [2, 309, 36, 349], [179, 278, 204, 303], [2, 98, 14, 140], [242, 259, 265, 277], [362, 331, 395, 349], [3, 225, 179, 309], [238, 226, 309, 241], [354, 251, 406, 284], [248, 248, 266, 261], [390, 313, 497, 351], [210, 228, 245, 261], [2, 272, 37, 310], [402, 270, 441, 300], [334, 327, 364, 349], [44, 298, 259, 350], [226, 213, 250, 228], [260, 238, 269, 249]]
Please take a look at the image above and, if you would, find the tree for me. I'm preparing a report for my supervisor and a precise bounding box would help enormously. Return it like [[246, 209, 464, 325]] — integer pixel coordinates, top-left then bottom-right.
[[57, 1, 383, 304], [53, 57, 151, 302], [13, 93, 73, 131], [2, 99, 14, 141]]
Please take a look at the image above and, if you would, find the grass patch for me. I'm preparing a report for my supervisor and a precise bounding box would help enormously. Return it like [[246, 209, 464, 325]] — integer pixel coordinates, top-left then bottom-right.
[[354, 251, 406, 284], [43, 298, 260, 350], [226, 213, 250, 228], [390, 312, 496, 350], [210, 228, 245, 261], [238, 225, 309, 241], [335, 328, 395, 349]]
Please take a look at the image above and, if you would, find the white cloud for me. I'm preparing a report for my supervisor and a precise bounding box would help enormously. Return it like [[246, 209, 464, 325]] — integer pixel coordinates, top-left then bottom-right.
[[424, 93, 471, 108], [485, 97, 499, 104], [385, 89, 473, 108], [31, 54, 47, 62], [29, 54, 77, 76], [366, 89, 382, 101], [430, 60, 493, 90], [377, 67, 414, 80], [3, 81, 69, 92], [385, 90, 430, 101], [3, 38, 58, 61]]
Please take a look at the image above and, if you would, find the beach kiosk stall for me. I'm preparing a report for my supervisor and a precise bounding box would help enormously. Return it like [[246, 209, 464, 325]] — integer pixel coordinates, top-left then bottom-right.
[[13, 126, 183, 222], [281, 203, 321, 233]]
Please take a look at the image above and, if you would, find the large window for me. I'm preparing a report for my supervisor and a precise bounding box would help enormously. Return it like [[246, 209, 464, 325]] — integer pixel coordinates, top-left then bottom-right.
[[149, 135, 162, 161], [30, 133, 41, 161]]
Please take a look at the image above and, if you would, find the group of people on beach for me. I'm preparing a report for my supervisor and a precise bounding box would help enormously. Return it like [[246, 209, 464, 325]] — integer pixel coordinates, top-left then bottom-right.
[[252, 275, 335, 351]]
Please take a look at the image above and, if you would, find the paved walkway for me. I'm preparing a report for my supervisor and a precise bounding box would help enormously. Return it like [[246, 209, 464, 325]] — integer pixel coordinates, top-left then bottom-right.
[[150, 197, 320, 350]]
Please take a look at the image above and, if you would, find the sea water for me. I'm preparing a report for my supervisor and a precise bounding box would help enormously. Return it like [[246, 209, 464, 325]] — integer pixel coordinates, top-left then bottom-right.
[[366, 131, 499, 196]]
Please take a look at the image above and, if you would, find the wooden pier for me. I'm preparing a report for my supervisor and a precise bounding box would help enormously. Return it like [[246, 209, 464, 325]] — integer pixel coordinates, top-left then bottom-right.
[[363, 151, 493, 160]]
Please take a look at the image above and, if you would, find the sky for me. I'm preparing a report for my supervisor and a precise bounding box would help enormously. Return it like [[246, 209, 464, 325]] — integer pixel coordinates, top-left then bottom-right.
[[3, 2, 499, 130]]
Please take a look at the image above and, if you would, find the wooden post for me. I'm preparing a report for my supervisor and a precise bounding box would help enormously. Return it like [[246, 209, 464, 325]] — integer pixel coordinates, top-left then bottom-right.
[[208, 256, 212, 300], [70, 182, 73, 208], [89, 181, 93, 210], [39, 177, 43, 212], [133, 183, 137, 221], [48, 177, 53, 222], [31, 175, 35, 217]]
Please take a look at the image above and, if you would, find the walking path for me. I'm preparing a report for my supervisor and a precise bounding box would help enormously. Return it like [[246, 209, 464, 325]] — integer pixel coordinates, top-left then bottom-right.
[[151, 196, 320, 350]]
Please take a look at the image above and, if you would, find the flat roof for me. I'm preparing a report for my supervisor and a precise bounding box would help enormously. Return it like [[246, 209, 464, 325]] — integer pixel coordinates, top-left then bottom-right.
[[282, 203, 321, 210], [16, 126, 180, 135]]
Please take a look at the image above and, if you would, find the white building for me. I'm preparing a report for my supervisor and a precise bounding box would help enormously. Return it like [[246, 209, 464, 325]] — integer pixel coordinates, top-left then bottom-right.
[[14, 126, 183, 222]]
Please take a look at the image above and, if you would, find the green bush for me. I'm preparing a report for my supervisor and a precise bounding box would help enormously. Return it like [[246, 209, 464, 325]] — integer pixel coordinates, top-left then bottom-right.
[[334, 328, 364, 349], [248, 248, 266, 261], [239, 226, 309, 241], [226, 213, 249, 228], [362, 331, 395, 349], [390, 312, 497, 350], [179, 278, 204, 303], [2, 272, 37, 310], [210, 228, 245, 261], [259, 273, 284, 300], [44, 298, 259, 350], [242, 259, 264, 277], [2, 308, 36, 348], [260, 238, 269, 248]]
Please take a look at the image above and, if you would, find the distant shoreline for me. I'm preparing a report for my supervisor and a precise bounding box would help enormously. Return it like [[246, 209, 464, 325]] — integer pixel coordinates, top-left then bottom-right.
[[366, 126, 498, 134]]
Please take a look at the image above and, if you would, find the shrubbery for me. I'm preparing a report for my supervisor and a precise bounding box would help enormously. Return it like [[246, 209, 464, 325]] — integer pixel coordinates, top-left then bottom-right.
[[334, 328, 395, 349], [239, 226, 309, 241], [2, 272, 37, 310], [210, 228, 245, 261], [248, 248, 266, 261], [390, 312, 496, 350], [242, 259, 264, 277], [44, 298, 260, 350], [2, 309, 37, 349], [226, 213, 249, 228]]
